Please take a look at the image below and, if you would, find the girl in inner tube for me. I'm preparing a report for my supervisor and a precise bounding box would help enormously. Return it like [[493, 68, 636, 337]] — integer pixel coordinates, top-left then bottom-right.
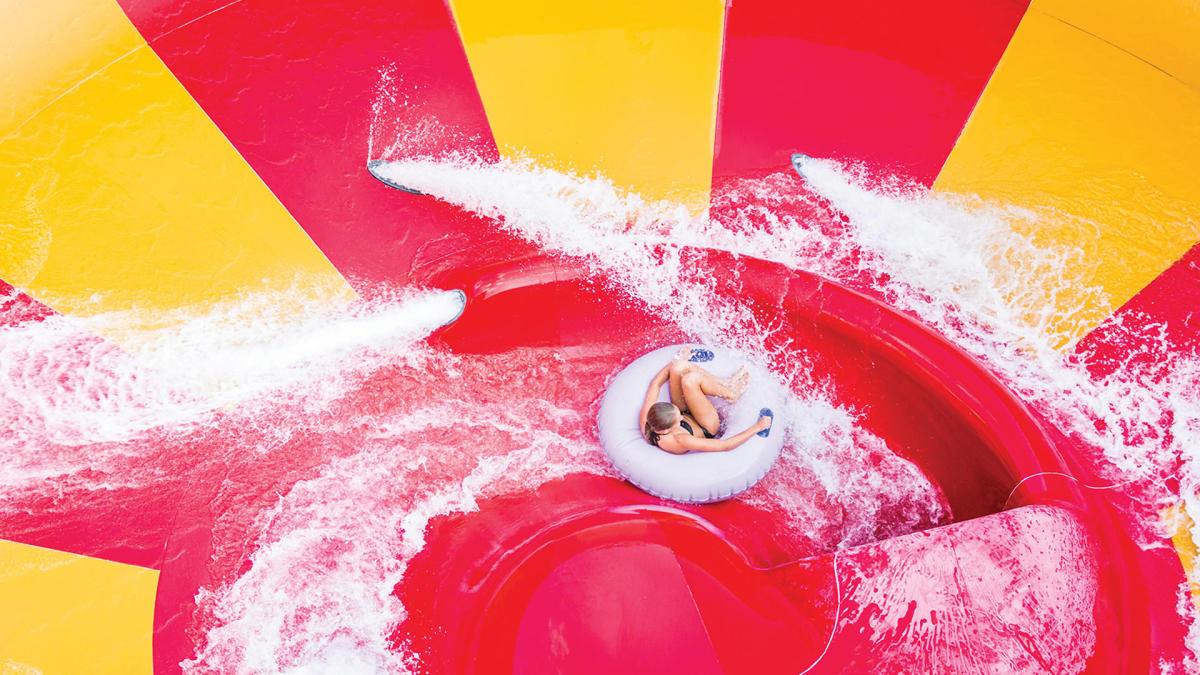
[[639, 347, 772, 454]]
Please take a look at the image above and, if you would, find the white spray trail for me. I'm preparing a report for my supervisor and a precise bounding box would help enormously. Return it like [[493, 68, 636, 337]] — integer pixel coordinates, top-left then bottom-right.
[[184, 353, 613, 675], [0, 283, 464, 487]]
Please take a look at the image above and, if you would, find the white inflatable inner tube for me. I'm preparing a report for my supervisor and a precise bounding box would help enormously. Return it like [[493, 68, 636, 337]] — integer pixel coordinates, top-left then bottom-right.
[[597, 345, 786, 504]]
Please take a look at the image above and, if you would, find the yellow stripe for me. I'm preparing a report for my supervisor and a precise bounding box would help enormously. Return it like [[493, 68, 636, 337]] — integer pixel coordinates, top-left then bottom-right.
[[0, 0, 354, 330], [936, 0, 1200, 602], [934, 4, 1200, 344], [449, 0, 725, 209], [0, 0, 141, 140], [1037, 0, 1200, 89], [1163, 505, 1200, 613], [0, 540, 158, 674]]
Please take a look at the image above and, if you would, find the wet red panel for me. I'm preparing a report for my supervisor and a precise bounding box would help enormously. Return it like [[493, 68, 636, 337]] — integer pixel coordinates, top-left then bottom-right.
[[714, 0, 1031, 184], [0, 278, 55, 326], [0, 483, 179, 570], [1076, 242, 1200, 382], [395, 474, 817, 674], [399, 468, 1171, 674], [114, 0, 534, 293], [508, 534, 725, 674], [0, 278, 181, 570], [804, 505, 1105, 672]]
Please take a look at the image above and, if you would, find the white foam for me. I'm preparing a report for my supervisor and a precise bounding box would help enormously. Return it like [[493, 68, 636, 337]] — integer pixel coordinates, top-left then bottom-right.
[[184, 357, 610, 675], [0, 284, 464, 486]]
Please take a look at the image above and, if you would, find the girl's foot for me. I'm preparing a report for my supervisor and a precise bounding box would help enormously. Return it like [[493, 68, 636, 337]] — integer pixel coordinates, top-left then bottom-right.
[[722, 366, 750, 402]]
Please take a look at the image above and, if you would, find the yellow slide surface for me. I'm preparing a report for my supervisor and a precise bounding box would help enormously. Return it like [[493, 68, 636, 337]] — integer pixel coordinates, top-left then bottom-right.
[[935, 0, 1200, 604], [450, 0, 726, 209], [0, 540, 158, 674], [935, 0, 1200, 344], [0, 0, 352, 329]]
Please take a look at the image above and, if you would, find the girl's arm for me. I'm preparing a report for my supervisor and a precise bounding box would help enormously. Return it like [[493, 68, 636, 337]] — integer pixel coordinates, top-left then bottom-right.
[[658, 416, 772, 455], [638, 363, 673, 431], [638, 347, 695, 434]]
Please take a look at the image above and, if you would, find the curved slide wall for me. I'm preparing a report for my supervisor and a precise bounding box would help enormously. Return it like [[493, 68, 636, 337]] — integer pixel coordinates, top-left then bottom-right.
[[2, 0, 1199, 673]]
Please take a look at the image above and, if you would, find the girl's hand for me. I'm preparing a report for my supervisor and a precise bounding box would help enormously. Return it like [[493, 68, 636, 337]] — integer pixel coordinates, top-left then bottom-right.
[[674, 346, 693, 361], [756, 416, 773, 432]]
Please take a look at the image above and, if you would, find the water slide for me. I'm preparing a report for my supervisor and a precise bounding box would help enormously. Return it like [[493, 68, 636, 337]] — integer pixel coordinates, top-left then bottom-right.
[[3, 0, 1200, 673]]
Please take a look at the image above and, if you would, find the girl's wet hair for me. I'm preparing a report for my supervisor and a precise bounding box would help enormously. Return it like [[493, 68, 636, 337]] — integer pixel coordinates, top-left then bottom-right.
[[644, 402, 678, 446]]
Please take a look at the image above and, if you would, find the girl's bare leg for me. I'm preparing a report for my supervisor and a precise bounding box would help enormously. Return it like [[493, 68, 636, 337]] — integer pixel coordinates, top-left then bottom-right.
[[668, 360, 748, 435], [668, 358, 691, 410]]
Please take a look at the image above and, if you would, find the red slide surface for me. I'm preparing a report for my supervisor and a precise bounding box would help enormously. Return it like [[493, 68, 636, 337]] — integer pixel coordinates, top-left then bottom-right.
[[0, 0, 1194, 673]]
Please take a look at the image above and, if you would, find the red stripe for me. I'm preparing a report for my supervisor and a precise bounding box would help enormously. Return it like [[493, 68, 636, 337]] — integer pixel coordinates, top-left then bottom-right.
[[0, 279, 55, 326], [115, 0, 532, 293], [1075, 242, 1200, 382], [713, 0, 1030, 185]]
